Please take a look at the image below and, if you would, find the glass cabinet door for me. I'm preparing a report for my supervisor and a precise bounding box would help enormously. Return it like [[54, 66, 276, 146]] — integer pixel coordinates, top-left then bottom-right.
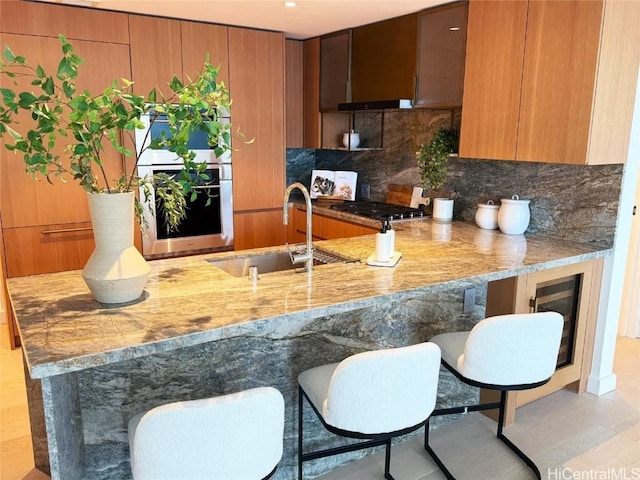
[[531, 274, 582, 368]]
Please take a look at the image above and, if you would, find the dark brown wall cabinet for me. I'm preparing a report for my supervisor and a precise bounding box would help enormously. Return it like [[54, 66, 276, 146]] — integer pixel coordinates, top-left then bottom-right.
[[351, 14, 418, 104], [319, 31, 350, 111], [415, 2, 468, 108], [314, 2, 468, 129]]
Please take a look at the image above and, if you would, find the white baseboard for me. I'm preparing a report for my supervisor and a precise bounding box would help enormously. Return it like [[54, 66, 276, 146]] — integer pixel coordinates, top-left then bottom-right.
[[586, 373, 617, 396]]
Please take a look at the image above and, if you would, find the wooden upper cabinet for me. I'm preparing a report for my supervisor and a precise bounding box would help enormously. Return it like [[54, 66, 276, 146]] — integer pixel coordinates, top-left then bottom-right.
[[459, 0, 528, 160], [228, 27, 285, 211], [129, 15, 183, 97], [319, 31, 350, 111], [181, 21, 229, 88], [303, 38, 321, 148], [285, 39, 304, 148], [587, 0, 640, 165], [351, 14, 418, 103], [461, 0, 640, 165], [516, 1, 602, 164], [0, 33, 130, 228], [0, 0, 129, 43], [415, 2, 468, 108]]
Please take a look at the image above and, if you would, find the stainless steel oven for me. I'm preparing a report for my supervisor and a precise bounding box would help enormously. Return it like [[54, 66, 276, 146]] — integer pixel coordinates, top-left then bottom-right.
[[136, 109, 233, 258]]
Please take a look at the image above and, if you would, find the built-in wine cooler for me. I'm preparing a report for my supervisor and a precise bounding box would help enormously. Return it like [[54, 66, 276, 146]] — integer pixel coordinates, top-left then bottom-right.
[[529, 274, 582, 369], [485, 259, 602, 423]]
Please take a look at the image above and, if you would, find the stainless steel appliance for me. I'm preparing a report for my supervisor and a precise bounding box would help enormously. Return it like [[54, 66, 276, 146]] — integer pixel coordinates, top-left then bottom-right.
[[136, 109, 233, 258], [329, 201, 428, 223]]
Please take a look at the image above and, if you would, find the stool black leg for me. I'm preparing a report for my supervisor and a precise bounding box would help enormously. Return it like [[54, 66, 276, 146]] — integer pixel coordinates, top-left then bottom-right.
[[496, 390, 542, 480], [298, 387, 304, 480], [424, 418, 430, 450], [424, 420, 456, 480], [383, 438, 395, 480]]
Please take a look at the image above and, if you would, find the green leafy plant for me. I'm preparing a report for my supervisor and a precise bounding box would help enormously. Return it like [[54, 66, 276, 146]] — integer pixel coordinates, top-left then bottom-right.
[[415, 127, 460, 192], [0, 34, 237, 231]]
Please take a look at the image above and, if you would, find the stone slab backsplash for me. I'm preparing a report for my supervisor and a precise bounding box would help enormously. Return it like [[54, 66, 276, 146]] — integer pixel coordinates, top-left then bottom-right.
[[287, 110, 623, 248], [447, 158, 622, 248]]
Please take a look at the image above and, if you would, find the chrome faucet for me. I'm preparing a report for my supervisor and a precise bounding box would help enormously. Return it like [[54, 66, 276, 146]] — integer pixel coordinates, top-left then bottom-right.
[[283, 182, 313, 273]]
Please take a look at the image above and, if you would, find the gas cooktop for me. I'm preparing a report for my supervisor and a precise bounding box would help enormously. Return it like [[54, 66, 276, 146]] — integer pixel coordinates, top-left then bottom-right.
[[329, 201, 429, 223]]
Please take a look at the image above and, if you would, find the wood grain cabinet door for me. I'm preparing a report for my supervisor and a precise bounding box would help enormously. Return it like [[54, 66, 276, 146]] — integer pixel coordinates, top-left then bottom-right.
[[0, 0, 129, 44], [303, 38, 322, 149], [461, 0, 638, 165], [181, 21, 229, 89], [3, 223, 96, 277], [516, 0, 603, 164], [320, 215, 378, 239], [228, 27, 285, 212], [0, 33, 130, 229], [459, 0, 528, 160], [129, 15, 183, 97], [285, 39, 304, 148]]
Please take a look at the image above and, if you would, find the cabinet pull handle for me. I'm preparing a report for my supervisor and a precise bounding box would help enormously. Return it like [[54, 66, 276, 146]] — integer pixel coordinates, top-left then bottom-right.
[[41, 227, 93, 234], [529, 297, 539, 313]]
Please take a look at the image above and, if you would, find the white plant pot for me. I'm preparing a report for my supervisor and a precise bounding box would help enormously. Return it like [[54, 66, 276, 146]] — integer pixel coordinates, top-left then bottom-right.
[[82, 192, 151, 304], [432, 198, 454, 222]]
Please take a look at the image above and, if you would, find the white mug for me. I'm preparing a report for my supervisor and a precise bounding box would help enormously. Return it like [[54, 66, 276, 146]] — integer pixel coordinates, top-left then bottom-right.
[[433, 198, 454, 222]]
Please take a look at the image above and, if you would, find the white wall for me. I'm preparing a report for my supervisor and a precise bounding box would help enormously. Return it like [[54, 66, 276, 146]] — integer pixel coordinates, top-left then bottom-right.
[[619, 163, 640, 338], [587, 67, 640, 395]]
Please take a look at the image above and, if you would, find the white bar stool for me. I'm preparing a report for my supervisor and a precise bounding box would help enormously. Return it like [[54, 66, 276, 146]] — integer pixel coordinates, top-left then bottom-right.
[[297, 342, 443, 480], [128, 386, 285, 480], [426, 312, 564, 479]]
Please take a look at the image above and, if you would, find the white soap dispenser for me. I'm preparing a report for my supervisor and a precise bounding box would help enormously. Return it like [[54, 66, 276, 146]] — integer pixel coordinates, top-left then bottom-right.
[[375, 221, 393, 263], [385, 218, 395, 257]]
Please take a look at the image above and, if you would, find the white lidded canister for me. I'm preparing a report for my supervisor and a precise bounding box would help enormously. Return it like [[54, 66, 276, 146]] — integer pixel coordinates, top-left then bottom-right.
[[498, 195, 530, 235], [475, 200, 499, 230]]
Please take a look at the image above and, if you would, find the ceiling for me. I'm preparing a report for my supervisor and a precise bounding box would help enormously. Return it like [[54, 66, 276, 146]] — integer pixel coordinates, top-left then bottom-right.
[[51, 0, 450, 40]]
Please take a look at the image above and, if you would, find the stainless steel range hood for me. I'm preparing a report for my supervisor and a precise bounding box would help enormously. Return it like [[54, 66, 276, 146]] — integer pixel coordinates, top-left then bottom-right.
[[338, 99, 413, 111]]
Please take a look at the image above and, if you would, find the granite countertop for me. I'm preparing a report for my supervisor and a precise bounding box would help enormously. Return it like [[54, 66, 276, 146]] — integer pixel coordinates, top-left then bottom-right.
[[8, 220, 609, 379]]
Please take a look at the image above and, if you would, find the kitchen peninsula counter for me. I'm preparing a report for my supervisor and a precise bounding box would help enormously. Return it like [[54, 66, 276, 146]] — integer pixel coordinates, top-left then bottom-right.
[[7, 220, 609, 480]]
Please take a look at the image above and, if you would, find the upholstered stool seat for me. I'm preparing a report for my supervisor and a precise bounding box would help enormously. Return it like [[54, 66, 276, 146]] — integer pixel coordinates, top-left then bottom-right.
[[297, 342, 444, 480], [425, 312, 564, 479], [128, 386, 285, 480]]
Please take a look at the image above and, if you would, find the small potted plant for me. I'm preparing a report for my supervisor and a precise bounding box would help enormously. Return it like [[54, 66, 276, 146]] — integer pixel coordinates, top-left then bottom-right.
[[416, 127, 459, 221], [0, 35, 235, 303]]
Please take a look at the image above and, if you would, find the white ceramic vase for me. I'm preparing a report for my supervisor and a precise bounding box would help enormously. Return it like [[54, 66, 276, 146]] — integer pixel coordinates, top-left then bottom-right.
[[498, 195, 530, 235], [82, 192, 151, 304]]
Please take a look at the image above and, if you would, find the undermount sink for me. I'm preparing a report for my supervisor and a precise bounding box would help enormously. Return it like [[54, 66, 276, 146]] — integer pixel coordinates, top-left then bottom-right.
[[207, 247, 359, 277]]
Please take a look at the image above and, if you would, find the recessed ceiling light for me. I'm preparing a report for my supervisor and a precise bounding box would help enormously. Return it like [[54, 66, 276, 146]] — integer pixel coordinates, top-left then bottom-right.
[[284, 1, 297, 7], [449, 27, 460, 31]]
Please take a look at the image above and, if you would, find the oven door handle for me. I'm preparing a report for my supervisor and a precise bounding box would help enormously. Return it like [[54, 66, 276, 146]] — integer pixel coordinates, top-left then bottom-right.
[[192, 185, 221, 191]]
